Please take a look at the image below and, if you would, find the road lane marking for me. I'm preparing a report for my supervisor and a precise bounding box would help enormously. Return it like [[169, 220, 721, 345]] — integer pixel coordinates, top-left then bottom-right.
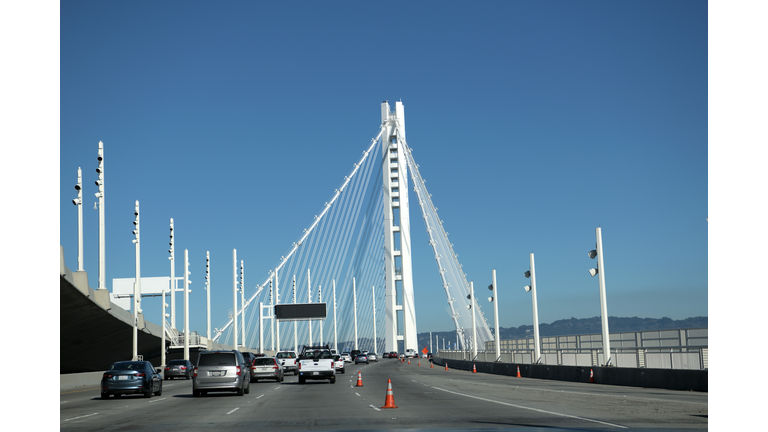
[[226, 407, 240, 415], [63, 413, 98, 422], [148, 398, 166, 403], [256, 395, 264, 399], [430, 385, 628, 429], [369, 404, 381, 411], [355, 392, 361, 396]]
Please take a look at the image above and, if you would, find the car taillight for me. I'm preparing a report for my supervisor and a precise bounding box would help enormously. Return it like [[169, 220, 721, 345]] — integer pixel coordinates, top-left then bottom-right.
[[331, 361, 334, 368], [193, 367, 198, 377], [180, 366, 186, 370], [165, 367, 169, 371], [236, 366, 241, 375], [137, 373, 145, 377], [298, 362, 302, 370], [103, 373, 112, 378]]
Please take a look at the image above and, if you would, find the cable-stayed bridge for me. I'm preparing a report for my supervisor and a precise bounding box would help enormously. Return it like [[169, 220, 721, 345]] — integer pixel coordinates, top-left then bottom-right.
[[211, 101, 493, 354]]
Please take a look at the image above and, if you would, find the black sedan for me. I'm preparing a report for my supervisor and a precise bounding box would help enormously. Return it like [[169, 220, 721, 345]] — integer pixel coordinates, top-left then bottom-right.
[[101, 360, 162, 399]]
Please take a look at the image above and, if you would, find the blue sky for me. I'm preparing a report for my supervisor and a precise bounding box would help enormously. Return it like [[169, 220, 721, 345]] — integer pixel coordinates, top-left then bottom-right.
[[54, 1, 712, 336]]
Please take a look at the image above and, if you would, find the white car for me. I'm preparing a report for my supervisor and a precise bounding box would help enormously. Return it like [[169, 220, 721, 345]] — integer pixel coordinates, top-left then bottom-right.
[[405, 349, 417, 358], [341, 353, 352, 363], [367, 353, 378, 362]]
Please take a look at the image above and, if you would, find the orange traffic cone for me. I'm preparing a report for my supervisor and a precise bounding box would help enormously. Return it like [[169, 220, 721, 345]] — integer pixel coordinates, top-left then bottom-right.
[[473, 364, 477, 373], [356, 371, 364, 387], [589, 369, 595, 383], [445, 362, 449, 371], [408, 359, 410, 365], [418, 360, 421, 366], [516, 366, 521, 378], [381, 379, 398, 409], [430, 361, 434, 368]]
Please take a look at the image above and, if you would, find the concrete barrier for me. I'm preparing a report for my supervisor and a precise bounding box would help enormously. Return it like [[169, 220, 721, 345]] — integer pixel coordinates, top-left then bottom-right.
[[432, 357, 707, 392], [61, 371, 104, 391]]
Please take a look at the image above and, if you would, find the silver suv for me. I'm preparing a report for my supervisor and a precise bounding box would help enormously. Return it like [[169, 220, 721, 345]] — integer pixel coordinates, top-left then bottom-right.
[[193, 350, 250, 397]]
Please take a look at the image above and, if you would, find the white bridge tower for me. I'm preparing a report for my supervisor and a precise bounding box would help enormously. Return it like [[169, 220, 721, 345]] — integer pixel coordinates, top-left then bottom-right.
[[382, 101, 418, 353]]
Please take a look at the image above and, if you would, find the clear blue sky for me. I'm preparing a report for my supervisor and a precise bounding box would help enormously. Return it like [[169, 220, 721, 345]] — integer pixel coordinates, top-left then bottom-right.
[[56, 1, 710, 336]]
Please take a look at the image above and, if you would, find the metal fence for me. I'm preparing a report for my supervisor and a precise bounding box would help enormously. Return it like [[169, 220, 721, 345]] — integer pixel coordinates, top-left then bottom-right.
[[438, 327, 707, 370]]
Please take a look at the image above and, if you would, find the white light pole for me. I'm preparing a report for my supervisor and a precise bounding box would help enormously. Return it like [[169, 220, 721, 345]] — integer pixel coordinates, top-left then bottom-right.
[[318, 285, 323, 345], [353, 277, 358, 351], [333, 280, 338, 352], [240, 260, 245, 348], [429, 332, 432, 354], [232, 249, 238, 351], [524, 253, 541, 364], [95, 141, 106, 290], [489, 269, 500, 361], [372, 285, 377, 354], [275, 269, 280, 351], [468, 281, 477, 359], [169, 219, 176, 331], [183, 249, 191, 360], [258, 301, 264, 354], [132, 201, 141, 360], [307, 269, 313, 346], [589, 227, 612, 366], [293, 275, 297, 351], [72, 167, 84, 271], [205, 252, 211, 340]]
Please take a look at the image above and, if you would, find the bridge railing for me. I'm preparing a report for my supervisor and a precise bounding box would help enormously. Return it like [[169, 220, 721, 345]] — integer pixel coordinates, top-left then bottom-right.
[[437, 346, 708, 370]]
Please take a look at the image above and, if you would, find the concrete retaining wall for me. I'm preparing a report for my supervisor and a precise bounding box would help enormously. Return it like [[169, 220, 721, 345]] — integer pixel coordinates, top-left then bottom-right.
[[61, 371, 104, 391], [433, 357, 707, 392]]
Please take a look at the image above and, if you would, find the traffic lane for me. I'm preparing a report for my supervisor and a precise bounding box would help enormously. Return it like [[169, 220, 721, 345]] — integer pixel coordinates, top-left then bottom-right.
[[350, 360, 629, 430], [390, 362, 707, 429], [60, 377, 270, 431], [395, 359, 708, 405]]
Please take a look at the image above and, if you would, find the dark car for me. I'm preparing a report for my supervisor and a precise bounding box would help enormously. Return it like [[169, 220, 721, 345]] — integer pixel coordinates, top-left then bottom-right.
[[164, 359, 193, 380], [389, 351, 398, 359], [101, 360, 162, 399], [241, 352, 258, 369]]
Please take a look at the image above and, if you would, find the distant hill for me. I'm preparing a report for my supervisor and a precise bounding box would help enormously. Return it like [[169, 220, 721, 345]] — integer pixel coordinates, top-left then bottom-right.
[[417, 316, 707, 350]]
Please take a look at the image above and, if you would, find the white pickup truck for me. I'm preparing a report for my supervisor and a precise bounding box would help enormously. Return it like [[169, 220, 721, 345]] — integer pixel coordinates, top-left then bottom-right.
[[276, 351, 298, 376], [297, 345, 336, 384]]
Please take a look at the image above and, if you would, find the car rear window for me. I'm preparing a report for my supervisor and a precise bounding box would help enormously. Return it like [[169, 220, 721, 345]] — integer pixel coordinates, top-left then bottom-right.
[[198, 353, 237, 366], [110, 361, 146, 370], [254, 358, 275, 366], [276, 352, 296, 358], [168, 360, 186, 365]]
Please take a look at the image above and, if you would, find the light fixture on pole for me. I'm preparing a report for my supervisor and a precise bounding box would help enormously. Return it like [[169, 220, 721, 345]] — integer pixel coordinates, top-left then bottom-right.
[[132, 201, 141, 361], [488, 269, 501, 362], [524, 253, 541, 364], [240, 260, 245, 348], [293, 275, 297, 351], [73, 167, 84, 271], [588, 227, 612, 366]]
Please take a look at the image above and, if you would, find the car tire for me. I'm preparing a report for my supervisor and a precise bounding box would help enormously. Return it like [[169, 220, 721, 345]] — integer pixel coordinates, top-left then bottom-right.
[[144, 388, 152, 398], [330, 376, 336, 384], [245, 383, 250, 394], [237, 385, 245, 396], [299, 376, 305, 384], [193, 390, 200, 397], [155, 385, 163, 396], [114, 393, 121, 398], [294, 370, 298, 376], [101, 393, 108, 399]]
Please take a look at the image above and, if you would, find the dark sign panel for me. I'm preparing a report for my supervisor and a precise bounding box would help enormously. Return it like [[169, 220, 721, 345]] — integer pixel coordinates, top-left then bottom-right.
[[274, 303, 327, 321]]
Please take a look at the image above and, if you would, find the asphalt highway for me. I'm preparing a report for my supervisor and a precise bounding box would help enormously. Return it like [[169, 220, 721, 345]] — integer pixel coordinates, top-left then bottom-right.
[[60, 358, 707, 431]]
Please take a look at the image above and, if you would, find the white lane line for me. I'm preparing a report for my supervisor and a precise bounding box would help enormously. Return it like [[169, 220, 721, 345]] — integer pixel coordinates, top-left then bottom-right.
[[431, 386, 628, 429], [63, 413, 98, 422], [256, 394, 264, 399], [149, 398, 166, 403], [369, 404, 381, 411], [226, 407, 240, 415], [355, 392, 361, 396]]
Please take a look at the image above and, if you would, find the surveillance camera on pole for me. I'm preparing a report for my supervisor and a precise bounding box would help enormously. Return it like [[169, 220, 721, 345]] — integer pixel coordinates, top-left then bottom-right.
[[588, 228, 612, 366]]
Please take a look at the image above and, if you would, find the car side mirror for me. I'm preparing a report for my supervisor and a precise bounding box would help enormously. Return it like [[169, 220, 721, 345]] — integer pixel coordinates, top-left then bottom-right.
[[156, 368, 162, 374]]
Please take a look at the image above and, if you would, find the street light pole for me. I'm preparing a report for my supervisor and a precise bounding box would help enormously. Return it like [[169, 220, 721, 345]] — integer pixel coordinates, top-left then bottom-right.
[[490, 269, 500, 361], [524, 253, 541, 364], [589, 227, 612, 366], [96, 141, 106, 290], [72, 167, 84, 271], [275, 268, 280, 351], [353, 277, 358, 351], [232, 249, 238, 351], [240, 260, 245, 348], [333, 280, 338, 352], [183, 249, 191, 360], [132, 201, 140, 360], [470, 281, 477, 359], [372, 285, 377, 354], [169, 219, 175, 331], [293, 275, 297, 352], [307, 269, 313, 347], [206, 252, 211, 340]]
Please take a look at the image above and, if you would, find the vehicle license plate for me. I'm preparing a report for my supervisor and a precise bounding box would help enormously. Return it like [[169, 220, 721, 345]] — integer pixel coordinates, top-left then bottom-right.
[[118, 375, 128, 380], [313, 372, 318, 375], [212, 371, 221, 377]]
